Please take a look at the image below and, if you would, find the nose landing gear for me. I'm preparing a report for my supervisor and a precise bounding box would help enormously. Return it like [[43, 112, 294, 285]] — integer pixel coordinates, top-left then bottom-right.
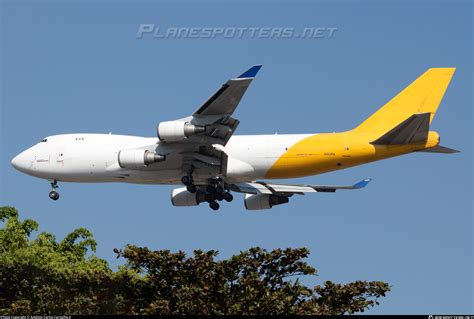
[[49, 180, 60, 201]]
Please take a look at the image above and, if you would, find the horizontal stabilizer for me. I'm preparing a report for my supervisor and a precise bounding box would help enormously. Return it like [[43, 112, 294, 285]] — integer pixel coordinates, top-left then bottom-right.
[[418, 145, 460, 154], [371, 112, 430, 145]]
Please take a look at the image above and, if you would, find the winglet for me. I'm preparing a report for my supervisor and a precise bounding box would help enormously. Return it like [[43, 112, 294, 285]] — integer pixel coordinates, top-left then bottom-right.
[[237, 65, 262, 79], [353, 178, 372, 189]]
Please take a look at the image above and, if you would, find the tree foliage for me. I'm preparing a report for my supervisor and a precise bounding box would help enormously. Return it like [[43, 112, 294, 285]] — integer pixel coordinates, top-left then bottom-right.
[[0, 206, 390, 315]]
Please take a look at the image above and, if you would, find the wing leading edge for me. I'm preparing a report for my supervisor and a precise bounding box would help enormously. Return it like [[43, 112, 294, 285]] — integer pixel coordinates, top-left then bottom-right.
[[193, 65, 262, 116], [156, 65, 262, 180], [230, 178, 372, 195]]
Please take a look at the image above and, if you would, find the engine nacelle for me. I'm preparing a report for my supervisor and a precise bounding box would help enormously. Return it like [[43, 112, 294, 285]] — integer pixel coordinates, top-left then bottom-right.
[[118, 149, 165, 169], [157, 121, 206, 142], [244, 194, 289, 210], [171, 187, 207, 206]]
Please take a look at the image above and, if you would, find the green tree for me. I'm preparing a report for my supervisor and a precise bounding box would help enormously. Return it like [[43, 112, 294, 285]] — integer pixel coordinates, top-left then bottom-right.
[[0, 206, 118, 314], [0, 206, 390, 315]]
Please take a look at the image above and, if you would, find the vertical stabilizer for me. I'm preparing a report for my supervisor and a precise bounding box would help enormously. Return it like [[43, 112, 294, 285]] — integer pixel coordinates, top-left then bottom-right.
[[353, 68, 455, 139]]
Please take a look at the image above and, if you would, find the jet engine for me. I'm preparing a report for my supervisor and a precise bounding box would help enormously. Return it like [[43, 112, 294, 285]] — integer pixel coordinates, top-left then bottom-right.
[[157, 121, 206, 142], [171, 187, 207, 206], [118, 149, 165, 169], [244, 194, 289, 210]]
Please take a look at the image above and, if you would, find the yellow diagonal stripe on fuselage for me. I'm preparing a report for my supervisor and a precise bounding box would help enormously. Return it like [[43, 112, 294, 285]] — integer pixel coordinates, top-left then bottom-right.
[[266, 68, 455, 179], [265, 131, 440, 179]]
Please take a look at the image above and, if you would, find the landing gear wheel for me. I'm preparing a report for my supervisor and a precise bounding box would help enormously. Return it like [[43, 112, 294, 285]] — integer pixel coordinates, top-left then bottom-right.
[[49, 180, 59, 201], [209, 201, 220, 211], [206, 185, 216, 194], [49, 191, 60, 201], [186, 184, 197, 193], [223, 192, 233, 202], [181, 175, 193, 186]]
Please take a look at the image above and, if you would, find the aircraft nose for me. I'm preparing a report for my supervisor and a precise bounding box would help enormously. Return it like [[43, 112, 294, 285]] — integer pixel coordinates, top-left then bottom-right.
[[11, 150, 31, 172]]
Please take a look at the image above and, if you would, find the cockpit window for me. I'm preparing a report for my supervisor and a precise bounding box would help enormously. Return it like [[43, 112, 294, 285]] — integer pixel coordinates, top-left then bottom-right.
[[41, 138, 48, 142]]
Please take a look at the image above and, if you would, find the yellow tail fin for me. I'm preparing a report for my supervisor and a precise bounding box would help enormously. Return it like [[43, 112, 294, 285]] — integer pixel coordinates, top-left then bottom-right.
[[353, 68, 456, 138]]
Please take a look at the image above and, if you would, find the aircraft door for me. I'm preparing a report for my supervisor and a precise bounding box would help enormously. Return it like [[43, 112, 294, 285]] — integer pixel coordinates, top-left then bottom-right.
[[35, 150, 50, 163]]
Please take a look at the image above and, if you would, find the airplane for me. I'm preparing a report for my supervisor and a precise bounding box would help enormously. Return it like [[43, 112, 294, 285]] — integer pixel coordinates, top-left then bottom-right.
[[11, 65, 459, 211]]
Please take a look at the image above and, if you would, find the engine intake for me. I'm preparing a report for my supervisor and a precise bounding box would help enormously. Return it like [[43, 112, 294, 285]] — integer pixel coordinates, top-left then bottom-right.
[[171, 187, 207, 206], [244, 194, 289, 210], [157, 121, 206, 142], [118, 149, 165, 169]]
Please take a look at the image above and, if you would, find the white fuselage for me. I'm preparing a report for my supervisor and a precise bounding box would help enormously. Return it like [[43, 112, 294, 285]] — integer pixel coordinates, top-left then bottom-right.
[[11, 133, 309, 185]]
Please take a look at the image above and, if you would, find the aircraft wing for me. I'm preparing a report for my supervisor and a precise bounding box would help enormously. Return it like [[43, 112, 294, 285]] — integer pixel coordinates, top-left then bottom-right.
[[155, 65, 262, 180], [193, 65, 262, 117], [158, 65, 261, 146], [229, 178, 372, 195]]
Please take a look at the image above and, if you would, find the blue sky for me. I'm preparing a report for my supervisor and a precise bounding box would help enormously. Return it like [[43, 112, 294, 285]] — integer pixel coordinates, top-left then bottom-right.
[[1, 0, 472, 314]]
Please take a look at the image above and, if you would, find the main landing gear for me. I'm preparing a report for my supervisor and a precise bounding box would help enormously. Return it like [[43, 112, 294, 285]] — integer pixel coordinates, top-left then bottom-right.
[[181, 175, 197, 193], [205, 179, 234, 212], [209, 200, 220, 211], [181, 175, 233, 211], [49, 180, 60, 201]]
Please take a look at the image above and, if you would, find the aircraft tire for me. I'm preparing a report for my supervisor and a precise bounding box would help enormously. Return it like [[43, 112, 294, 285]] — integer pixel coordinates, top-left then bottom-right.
[[209, 201, 220, 211], [49, 191, 60, 201]]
